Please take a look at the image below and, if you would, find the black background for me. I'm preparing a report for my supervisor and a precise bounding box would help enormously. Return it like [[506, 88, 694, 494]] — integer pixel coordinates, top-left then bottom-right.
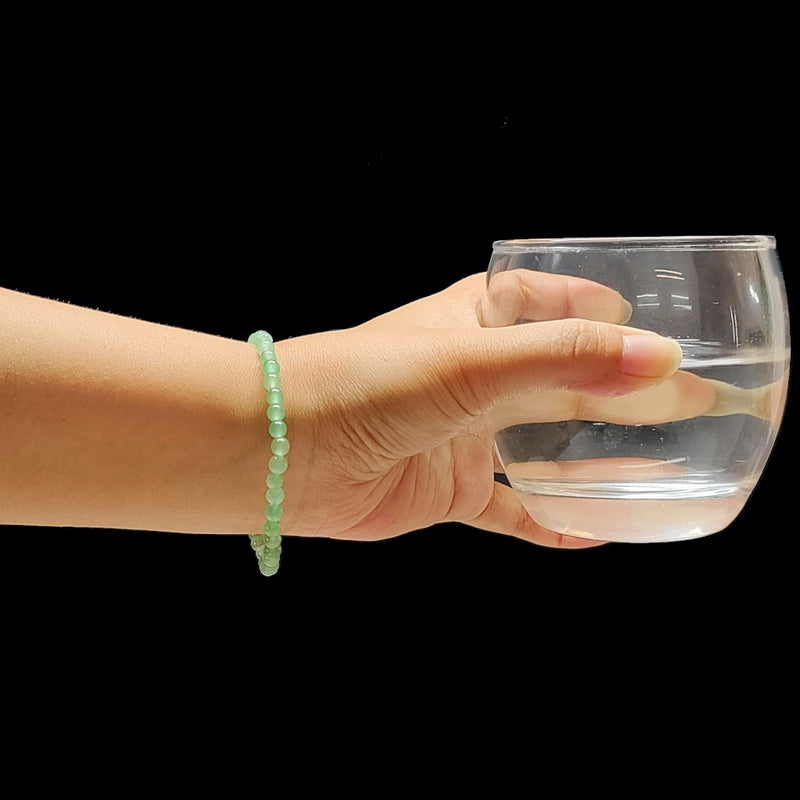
[[4, 7, 797, 792]]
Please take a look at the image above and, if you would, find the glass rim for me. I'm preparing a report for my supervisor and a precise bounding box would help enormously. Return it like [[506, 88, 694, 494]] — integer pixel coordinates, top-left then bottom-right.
[[492, 235, 776, 252]]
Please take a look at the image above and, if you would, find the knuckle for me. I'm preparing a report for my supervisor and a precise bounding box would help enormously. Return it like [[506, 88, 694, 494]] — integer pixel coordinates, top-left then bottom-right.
[[557, 318, 623, 368], [486, 270, 530, 325], [560, 318, 601, 360]]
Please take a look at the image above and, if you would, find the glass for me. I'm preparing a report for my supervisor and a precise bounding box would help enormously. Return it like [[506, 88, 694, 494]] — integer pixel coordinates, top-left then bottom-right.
[[486, 236, 790, 543]]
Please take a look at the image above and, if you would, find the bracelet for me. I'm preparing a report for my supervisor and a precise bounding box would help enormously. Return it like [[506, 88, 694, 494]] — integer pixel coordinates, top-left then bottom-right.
[[247, 331, 289, 576]]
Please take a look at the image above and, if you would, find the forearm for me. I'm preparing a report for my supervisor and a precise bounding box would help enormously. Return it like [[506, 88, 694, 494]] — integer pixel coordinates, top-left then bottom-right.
[[0, 288, 269, 534]]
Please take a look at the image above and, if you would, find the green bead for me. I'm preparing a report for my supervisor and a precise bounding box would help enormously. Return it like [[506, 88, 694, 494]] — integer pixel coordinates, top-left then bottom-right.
[[271, 437, 290, 456], [248, 331, 273, 346], [269, 420, 287, 439], [267, 404, 285, 421], [265, 503, 283, 521], [259, 558, 280, 575], [258, 560, 279, 577], [264, 359, 280, 375], [267, 388, 284, 405], [266, 472, 283, 489], [266, 486, 285, 505], [250, 534, 267, 550], [265, 536, 282, 550], [264, 519, 281, 534], [264, 373, 281, 390], [260, 547, 281, 564], [269, 455, 288, 474]]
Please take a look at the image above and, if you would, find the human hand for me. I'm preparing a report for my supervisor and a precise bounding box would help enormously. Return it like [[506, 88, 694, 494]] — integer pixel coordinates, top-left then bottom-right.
[[277, 272, 687, 548]]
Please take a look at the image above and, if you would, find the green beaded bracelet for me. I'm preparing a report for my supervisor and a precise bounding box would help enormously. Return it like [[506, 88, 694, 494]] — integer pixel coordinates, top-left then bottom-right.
[[247, 330, 289, 576]]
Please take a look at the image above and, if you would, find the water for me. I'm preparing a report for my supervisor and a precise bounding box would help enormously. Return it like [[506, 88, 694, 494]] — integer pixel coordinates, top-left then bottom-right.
[[496, 353, 788, 542]]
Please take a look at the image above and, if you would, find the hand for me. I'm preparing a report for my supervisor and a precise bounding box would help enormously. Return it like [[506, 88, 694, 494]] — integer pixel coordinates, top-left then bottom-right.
[[278, 272, 685, 548]]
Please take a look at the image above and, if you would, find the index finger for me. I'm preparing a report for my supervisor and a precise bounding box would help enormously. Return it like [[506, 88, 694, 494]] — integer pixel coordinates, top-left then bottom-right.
[[479, 268, 633, 327]]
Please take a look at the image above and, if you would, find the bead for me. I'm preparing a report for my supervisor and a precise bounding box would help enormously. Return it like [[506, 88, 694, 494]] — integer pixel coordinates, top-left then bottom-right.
[[258, 547, 281, 564], [250, 534, 267, 550], [264, 373, 281, 390], [258, 561, 279, 577], [266, 486, 285, 505], [262, 558, 280, 573], [267, 388, 284, 405], [248, 331, 273, 346], [271, 437, 290, 456], [263, 553, 282, 577], [269, 420, 287, 439], [264, 359, 280, 375], [267, 404, 285, 422], [265, 503, 283, 522], [266, 472, 283, 489], [269, 455, 288, 474]]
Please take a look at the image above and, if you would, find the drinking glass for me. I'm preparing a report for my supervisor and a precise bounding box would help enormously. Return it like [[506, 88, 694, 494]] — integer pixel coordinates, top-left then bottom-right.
[[486, 236, 790, 542]]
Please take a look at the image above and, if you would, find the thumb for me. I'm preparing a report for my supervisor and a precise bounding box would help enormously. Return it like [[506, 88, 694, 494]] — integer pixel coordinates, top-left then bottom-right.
[[277, 321, 683, 465], [430, 318, 684, 422]]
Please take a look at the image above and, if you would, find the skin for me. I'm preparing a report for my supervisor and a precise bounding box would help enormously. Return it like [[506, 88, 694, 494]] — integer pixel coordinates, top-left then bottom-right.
[[4, 272, 772, 550]]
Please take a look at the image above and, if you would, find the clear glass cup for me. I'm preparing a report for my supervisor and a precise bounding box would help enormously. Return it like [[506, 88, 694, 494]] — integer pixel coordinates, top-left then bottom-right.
[[486, 236, 790, 543]]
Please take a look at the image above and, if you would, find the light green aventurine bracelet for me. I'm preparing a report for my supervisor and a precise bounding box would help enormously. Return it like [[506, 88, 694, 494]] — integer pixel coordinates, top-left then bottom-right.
[[247, 331, 289, 576]]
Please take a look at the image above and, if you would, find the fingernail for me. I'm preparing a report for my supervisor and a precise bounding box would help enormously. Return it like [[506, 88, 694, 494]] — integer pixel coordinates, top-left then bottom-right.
[[620, 299, 633, 324], [621, 334, 683, 378], [573, 296, 634, 324]]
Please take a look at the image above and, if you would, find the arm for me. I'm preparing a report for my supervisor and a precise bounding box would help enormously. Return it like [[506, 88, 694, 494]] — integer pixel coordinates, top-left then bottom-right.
[[4, 275, 716, 548], [0, 288, 268, 534]]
